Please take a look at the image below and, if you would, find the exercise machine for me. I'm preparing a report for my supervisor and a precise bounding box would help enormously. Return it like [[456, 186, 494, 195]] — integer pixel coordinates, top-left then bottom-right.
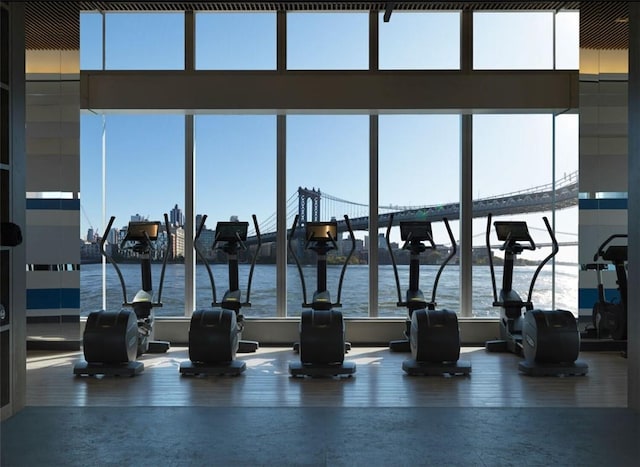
[[74, 214, 171, 377], [581, 234, 627, 353], [386, 214, 470, 376], [288, 214, 356, 378], [180, 215, 261, 376], [484, 214, 587, 376]]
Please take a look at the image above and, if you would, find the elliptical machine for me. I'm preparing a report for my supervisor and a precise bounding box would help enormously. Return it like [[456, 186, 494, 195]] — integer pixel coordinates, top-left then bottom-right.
[[74, 215, 171, 377], [288, 214, 356, 378], [582, 234, 627, 347], [180, 215, 261, 376], [484, 214, 587, 376], [386, 214, 470, 376]]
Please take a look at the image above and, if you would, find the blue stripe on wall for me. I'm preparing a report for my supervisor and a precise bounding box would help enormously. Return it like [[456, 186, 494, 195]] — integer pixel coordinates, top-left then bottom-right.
[[579, 199, 627, 210], [26, 199, 80, 210], [26, 288, 80, 310], [579, 287, 622, 310]]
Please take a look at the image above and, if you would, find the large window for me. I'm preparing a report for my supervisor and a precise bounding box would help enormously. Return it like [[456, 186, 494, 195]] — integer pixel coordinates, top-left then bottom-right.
[[78, 9, 580, 321], [80, 115, 185, 316], [378, 115, 461, 317], [286, 115, 369, 317], [472, 114, 578, 317], [195, 115, 277, 316]]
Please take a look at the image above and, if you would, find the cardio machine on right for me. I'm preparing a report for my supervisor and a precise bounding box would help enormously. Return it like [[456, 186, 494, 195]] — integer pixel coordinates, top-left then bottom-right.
[[580, 234, 628, 354], [484, 213, 588, 376]]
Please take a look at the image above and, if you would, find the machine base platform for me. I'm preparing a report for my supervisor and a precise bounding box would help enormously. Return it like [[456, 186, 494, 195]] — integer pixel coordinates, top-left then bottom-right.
[[485, 338, 523, 355], [179, 360, 246, 376], [402, 359, 471, 376], [389, 339, 411, 353], [289, 361, 356, 378], [238, 339, 259, 353], [73, 360, 144, 377], [293, 342, 351, 354], [148, 340, 170, 353], [518, 360, 589, 376], [579, 337, 627, 352]]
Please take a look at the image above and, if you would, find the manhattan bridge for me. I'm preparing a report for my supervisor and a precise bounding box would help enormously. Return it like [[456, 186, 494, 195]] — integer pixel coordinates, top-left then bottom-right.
[[249, 171, 579, 247]]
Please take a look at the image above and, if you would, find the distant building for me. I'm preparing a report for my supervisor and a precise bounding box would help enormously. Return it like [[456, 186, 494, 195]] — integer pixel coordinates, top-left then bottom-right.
[[87, 228, 94, 243], [130, 213, 147, 222], [170, 204, 184, 227], [80, 240, 101, 263], [197, 229, 216, 258], [195, 214, 205, 231], [169, 225, 185, 259]]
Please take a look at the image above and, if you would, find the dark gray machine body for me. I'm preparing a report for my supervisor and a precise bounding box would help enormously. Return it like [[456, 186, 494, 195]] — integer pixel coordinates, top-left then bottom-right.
[[410, 309, 460, 363], [83, 309, 138, 364], [299, 309, 346, 366]]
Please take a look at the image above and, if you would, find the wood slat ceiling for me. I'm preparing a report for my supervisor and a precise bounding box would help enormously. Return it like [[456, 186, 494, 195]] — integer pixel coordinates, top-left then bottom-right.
[[23, 1, 629, 51]]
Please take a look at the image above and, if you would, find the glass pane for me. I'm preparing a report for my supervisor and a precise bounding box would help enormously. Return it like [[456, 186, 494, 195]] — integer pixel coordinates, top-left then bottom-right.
[[286, 115, 368, 317], [80, 113, 104, 315], [287, 12, 368, 70], [194, 115, 276, 317], [195, 12, 276, 70], [378, 115, 461, 318], [103, 115, 184, 316], [472, 114, 557, 318], [105, 13, 184, 70], [379, 12, 460, 70], [474, 12, 553, 70], [553, 114, 579, 313], [555, 11, 579, 70], [80, 12, 103, 70]]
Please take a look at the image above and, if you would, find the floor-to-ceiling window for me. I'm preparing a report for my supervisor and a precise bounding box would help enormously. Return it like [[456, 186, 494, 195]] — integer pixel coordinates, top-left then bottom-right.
[[378, 115, 461, 317], [194, 115, 277, 317], [471, 10, 579, 317], [286, 115, 369, 317], [376, 11, 461, 318], [79, 7, 579, 322], [79, 12, 186, 316], [285, 12, 369, 317]]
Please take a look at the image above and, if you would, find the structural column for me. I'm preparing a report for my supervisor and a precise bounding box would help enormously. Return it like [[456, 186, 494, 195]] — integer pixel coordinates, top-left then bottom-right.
[[1, 1, 26, 420], [459, 10, 473, 318], [627, 3, 640, 412]]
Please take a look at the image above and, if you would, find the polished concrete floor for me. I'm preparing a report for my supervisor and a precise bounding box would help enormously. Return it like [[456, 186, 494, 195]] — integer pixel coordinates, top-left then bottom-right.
[[1, 346, 639, 466]]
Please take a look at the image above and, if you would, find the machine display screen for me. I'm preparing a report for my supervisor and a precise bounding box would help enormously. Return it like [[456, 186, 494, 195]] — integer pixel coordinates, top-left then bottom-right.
[[494, 221, 531, 242], [306, 221, 338, 242], [124, 221, 161, 242], [400, 221, 432, 242], [215, 222, 249, 242]]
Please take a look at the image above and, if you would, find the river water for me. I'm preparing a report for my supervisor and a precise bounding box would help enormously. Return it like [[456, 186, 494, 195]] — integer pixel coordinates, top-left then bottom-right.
[[80, 262, 578, 318]]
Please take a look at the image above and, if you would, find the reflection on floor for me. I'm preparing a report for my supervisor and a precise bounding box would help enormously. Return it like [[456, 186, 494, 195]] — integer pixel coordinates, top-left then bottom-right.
[[2, 347, 636, 467]]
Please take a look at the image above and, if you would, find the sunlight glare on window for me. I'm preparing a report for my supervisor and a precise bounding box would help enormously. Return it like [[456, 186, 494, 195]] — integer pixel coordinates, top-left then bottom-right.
[[474, 12, 553, 69]]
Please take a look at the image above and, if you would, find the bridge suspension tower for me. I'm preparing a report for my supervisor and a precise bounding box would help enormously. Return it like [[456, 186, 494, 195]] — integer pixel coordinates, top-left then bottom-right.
[[298, 187, 321, 226]]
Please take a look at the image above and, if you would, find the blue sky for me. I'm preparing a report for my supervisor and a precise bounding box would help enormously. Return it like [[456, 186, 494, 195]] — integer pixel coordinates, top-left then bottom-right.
[[79, 10, 579, 258]]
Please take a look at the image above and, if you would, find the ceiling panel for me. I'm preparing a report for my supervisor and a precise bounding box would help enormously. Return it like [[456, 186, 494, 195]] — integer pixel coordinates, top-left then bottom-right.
[[23, 1, 628, 51]]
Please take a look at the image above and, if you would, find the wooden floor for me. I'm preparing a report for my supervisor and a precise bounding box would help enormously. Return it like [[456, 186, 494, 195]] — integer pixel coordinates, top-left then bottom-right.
[[26, 346, 628, 408]]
